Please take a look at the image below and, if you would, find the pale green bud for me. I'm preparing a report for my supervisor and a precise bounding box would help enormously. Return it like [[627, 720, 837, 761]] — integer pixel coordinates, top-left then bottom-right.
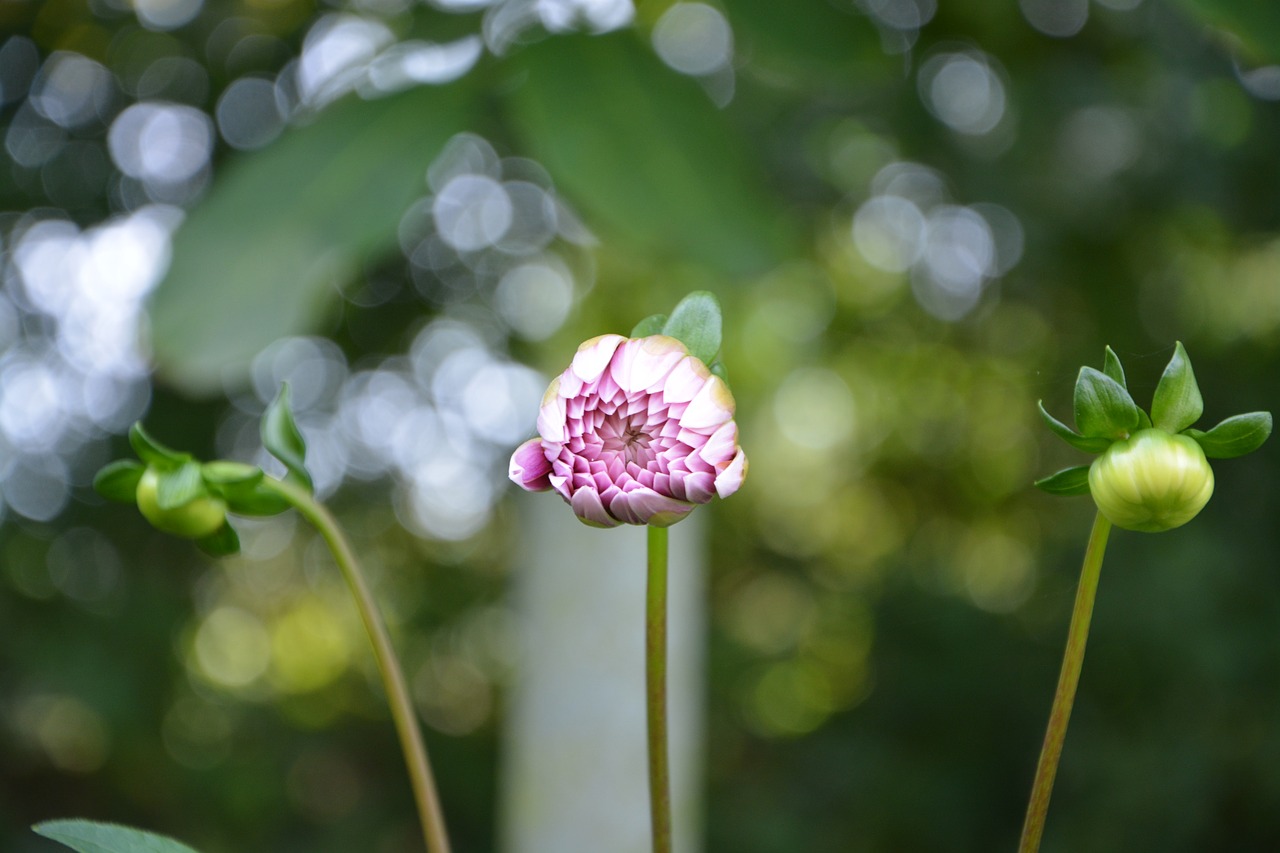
[[1087, 429, 1214, 533], [136, 468, 228, 539]]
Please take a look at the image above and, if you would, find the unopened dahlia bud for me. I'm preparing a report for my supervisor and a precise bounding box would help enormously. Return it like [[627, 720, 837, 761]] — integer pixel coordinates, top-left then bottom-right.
[[1087, 429, 1214, 533], [135, 468, 229, 538], [510, 334, 747, 528]]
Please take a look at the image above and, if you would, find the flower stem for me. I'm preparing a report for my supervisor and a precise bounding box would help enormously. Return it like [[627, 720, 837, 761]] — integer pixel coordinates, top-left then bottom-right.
[[266, 478, 451, 853], [1018, 511, 1112, 853], [646, 524, 672, 853]]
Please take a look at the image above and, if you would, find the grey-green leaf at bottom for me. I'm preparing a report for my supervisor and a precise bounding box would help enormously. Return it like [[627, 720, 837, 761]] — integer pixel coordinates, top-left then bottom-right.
[[33, 819, 202, 853]]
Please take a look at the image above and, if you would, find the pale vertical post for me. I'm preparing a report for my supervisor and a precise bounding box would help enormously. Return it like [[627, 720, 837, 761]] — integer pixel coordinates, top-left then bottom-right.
[[501, 497, 705, 853]]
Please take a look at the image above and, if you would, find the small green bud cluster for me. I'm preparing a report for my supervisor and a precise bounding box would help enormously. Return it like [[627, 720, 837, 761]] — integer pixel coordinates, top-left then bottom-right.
[[1036, 343, 1271, 533], [93, 386, 313, 556]]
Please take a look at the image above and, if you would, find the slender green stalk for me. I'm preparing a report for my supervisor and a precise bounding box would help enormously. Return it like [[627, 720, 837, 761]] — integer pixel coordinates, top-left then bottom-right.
[[646, 524, 672, 853], [266, 478, 451, 853], [1018, 511, 1113, 853]]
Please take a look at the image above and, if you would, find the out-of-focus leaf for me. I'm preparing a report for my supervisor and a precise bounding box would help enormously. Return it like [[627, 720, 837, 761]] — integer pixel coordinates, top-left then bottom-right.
[[631, 314, 668, 337], [196, 525, 241, 558], [200, 461, 262, 486], [129, 423, 187, 469], [724, 0, 884, 84], [1177, 0, 1280, 63], [262, 384, 312, 491], [155, 461, 204, 510], [33, 819, 202, 853], [149, 85, 469, 394], [662, 290, 722, 364], [93, 460, 145, 503], [505, 33, 796, 277]]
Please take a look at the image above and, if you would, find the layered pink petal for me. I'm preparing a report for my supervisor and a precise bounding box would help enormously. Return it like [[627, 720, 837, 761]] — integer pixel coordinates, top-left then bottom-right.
[[698, 420, 739, 467], [509, 439, 553, 491], [679, 375, 735, 431], [660, 356, 711, 404], [571, 334, 626, 384], [619, 487, 696, 527], [512, 334, 745, 526], [571, 487, 618, 528], [536, 377, 566, 442], [714, 449, 747, 499]]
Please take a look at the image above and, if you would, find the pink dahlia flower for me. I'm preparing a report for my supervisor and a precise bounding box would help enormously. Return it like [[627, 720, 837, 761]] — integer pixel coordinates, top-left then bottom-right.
[[509, 334, 747, 527]]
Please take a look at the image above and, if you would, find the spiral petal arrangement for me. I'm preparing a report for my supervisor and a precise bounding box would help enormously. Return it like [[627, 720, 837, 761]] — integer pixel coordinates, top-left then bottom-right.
[[510, 334, 747, 527]]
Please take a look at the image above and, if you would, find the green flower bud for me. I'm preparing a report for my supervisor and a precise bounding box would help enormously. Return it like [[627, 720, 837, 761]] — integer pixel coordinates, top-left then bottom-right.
[[136, 468, 228, 539], [1087, 429, 1214, 532]]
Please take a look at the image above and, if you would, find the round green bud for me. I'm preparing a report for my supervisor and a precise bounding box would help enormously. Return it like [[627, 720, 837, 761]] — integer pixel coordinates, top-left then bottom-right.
[[1088, 429, 1214, 533], [136, 468, 228, 539]]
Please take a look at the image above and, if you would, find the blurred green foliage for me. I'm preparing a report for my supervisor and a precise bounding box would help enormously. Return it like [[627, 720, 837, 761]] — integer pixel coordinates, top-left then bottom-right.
[[3, 0, 1280, 852]]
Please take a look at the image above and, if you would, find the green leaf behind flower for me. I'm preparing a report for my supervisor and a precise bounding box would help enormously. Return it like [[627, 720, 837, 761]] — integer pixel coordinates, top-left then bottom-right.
[[631, 314, 668, 337], [1184, 411, 1273, 458], [662, 291, 722, 365], [196, 525, 241, 558], [33, 819, 202, 853]]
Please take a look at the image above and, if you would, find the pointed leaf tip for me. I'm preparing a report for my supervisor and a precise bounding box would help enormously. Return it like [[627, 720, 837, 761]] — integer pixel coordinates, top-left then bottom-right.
[[129, 423, 187, 469], [1151, 341, 1203, 433], [1102, 346, 1126, 389], [1185, 411, 1272, 458], [1037, 400, 1112, 453], [1034, 465, 1093, 496], [262, 384, 313, 492]]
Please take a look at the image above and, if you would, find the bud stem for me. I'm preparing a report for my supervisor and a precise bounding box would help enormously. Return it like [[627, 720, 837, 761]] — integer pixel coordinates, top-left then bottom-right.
[[646, 524, 673, 853], [265, 478, 451, 853], [1018, 511, 1112, 853]]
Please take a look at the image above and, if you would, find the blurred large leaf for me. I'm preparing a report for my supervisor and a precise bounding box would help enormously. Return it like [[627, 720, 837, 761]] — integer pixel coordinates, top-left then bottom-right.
[[150, 85, 468, 394], [33, 819, 201, 853], [1178, 0, 1280, 62], [505, 33, 795, 277]]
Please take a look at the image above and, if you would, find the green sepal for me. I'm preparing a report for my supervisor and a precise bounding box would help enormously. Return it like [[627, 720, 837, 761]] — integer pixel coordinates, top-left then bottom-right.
[[1038, 401, 1112, 453], [196, 524, 241, 558], [1151, 341, 1203, 433], [631, 313, 668, 337], [93, 460, 146, 503], [661, 291, 722, 365], [155, 461, 206, 510], [33, 819, 202, 853], [129, 423, 188, 469], [1183, 411, 1273, 459], [201, 461, 263, 486], [218, 482, 291, 516], [1074, 367, 1140, 439], [1135, 407, 1152, 430], [262, 384, 313, 492], [1102, 346, 1126, 388], [1034, 465, 1093, 496]]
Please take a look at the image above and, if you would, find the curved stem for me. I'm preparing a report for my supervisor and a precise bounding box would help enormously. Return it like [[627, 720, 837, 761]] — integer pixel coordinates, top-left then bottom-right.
[[265, 478, 451, 853], [646, 524, 672, 853], [1018, 511, 1112, 853]]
